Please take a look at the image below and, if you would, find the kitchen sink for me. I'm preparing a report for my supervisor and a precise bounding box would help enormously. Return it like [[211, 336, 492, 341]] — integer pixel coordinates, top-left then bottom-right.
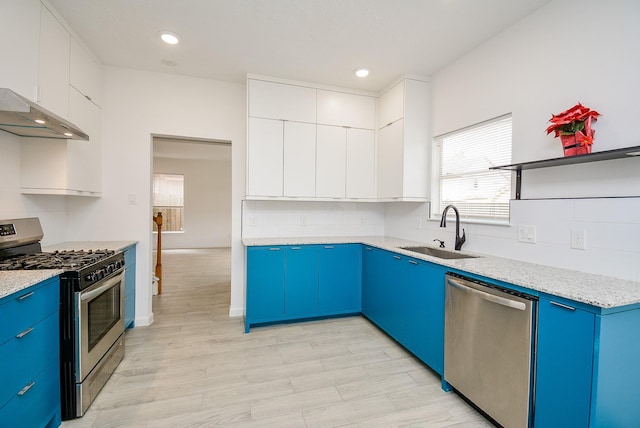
[[400, 246, 480, 260]]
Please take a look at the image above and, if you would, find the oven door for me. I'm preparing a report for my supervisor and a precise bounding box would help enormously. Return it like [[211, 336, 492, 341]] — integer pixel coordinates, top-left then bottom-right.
[[75, 270, 125, 382]]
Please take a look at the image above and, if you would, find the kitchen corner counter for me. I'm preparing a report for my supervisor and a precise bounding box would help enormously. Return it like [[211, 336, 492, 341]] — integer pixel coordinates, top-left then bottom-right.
[[0, 270, 62, 300], [243, 235, 640, 309], [43, 240, 138, 252]]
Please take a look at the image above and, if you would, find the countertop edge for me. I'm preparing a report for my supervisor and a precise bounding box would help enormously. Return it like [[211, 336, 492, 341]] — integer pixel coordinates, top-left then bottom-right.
[[0, 270, 62, 301]]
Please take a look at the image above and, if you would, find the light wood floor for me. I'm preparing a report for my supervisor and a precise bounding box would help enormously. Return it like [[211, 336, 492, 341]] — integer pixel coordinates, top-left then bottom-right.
[[62, 248, 493, 427]]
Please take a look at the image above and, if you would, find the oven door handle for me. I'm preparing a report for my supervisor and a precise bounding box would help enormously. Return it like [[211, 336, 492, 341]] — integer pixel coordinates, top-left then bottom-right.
[[80, 272, 123, 302]]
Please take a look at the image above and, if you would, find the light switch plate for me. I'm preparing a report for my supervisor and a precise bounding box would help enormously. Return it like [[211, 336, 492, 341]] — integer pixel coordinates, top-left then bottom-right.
[[518, 225, 536, 244]]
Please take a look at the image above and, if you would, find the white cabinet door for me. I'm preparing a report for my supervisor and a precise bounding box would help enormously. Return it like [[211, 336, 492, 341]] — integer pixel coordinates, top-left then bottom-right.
[[377, 80, 404, 129], [377, 120, 404, 199], [68, 87, 101, 194], [283, 122, 316, 197], [317, 90, 376, 129], [70, 37, 103, 107], [247, 118, 284, 197], [248, 79, 316, 123], [346, 128, 375, 199], [0, 0, 40, 100], [316, 125, 346, 198], [38, 5, 70, 118]]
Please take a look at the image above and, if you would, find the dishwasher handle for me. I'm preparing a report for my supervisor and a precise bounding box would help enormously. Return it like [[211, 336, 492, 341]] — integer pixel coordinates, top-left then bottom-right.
[[447, 277, 527, 311]]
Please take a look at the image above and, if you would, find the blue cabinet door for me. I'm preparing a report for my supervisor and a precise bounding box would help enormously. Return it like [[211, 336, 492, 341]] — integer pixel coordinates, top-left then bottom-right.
[[124, 246, 136, 329], [284, 246, 318, 318], [318, 244, 361, 315], [405, 259, 445, 375], [382, 253, 406, 343], [535, 296, 595, 427], [246, 246, 285, 331], [361, 246, 380, 321]]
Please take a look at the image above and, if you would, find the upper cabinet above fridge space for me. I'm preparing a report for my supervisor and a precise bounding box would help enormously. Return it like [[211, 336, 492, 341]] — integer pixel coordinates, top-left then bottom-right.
[[246, 77, 377, 201]]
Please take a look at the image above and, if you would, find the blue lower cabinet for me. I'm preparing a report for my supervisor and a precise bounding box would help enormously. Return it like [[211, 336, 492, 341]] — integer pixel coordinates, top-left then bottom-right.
[[535, 296, 595, 427], [405, 259, 445, 375], [362, 246, 385, 325], [318, 244, 361, 315], [246, 246, 285, 331], [246, 244, 364, 331], [0, 277, 61, 428], [124, 245, 137, 329], [284, 246, 319, 318]]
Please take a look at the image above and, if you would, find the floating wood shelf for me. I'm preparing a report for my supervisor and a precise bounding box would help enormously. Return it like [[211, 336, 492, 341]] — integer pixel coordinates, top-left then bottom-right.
[[490, 145, 640, 199]]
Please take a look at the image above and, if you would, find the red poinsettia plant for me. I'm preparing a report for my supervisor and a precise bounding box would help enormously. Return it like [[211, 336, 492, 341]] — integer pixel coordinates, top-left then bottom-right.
[[545, 103, 601, 156]]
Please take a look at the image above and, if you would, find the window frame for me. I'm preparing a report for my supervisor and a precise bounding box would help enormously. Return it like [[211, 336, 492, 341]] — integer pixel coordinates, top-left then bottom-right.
[[430, 114, 513, 226], [152, 173, 185, 233]]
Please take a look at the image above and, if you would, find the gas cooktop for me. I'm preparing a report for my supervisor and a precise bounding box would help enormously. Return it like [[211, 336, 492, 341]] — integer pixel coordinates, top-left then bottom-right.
[[0, 249, 117, 271]]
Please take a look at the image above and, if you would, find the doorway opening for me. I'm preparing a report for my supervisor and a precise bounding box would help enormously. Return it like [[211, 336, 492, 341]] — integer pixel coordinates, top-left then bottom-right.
[[151, 135, 232, 313]]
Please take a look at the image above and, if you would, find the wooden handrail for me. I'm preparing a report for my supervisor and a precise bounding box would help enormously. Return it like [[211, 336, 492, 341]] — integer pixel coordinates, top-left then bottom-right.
[[153, 212, 163, 294]]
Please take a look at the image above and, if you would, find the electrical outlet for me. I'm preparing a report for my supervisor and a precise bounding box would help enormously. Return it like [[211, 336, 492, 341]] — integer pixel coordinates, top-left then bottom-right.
[[571, 229, 586, 250], [518, 225, 536, 244]]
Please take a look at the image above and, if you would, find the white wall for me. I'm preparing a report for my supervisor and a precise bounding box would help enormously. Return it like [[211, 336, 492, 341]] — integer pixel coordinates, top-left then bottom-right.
[[66, 67, 246, 325], [153, 156, 231, 249], [385, 0, 640, 282], [0, 132, 68, 245]]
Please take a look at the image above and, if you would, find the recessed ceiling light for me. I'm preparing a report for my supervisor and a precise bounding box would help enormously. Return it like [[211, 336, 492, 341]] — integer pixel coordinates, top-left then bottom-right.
[[354, 68, 369, 78], [34, 119, 46, 124], [160, 31, 180, 45]]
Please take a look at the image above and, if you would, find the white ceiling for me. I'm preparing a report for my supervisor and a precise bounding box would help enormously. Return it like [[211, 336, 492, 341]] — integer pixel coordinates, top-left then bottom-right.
[[49, 0, 552, 93]]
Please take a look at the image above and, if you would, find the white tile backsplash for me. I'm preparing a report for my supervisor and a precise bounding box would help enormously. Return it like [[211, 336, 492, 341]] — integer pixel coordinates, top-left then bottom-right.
[[242, 200, 385, 239]]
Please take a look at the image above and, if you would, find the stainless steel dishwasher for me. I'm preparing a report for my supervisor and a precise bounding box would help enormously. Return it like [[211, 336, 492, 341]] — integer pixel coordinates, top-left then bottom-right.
[[444, 273, 537, 428]]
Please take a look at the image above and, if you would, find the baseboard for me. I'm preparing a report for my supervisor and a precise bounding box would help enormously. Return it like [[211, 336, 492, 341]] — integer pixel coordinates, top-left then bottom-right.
[[134, 312, 154, 326], [228, 306, 244, 318]]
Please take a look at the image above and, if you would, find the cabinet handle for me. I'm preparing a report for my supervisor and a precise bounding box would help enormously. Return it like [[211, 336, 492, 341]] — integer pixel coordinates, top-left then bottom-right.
[[268, 248, 281, 251], [18, 381, 36, 396], [408, 260, 418, 265], [16, 327, 34, 339], [393, 255, 401, 260], [365, 247, 372, 251], [17, 291, 35, 301], [324, 246, 334, 249], [290, 247, 302, 250], [550, 301, 576, 311]]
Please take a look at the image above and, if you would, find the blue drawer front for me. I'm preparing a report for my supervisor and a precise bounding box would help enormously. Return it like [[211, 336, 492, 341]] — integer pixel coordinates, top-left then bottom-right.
[[124, 291, 135, 329], [0, 311, 59, 408], [0, 361, 61, 428], [0, 277, 59, 347]]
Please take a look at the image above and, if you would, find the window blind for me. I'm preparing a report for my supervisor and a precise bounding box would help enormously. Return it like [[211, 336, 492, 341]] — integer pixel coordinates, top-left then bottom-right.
[[435, 115, 512, 222]]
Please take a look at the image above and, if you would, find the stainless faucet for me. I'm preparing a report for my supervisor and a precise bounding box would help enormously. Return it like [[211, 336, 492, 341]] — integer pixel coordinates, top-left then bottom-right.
[[440, 205, 466, 250]]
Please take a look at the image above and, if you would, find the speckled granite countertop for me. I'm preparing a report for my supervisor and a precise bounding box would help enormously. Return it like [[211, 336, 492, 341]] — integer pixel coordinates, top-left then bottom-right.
[[1, 241, 137, 301], [43, 241, 137, 252], [243, 236, 640, 309], [0, 270, 62, 301]]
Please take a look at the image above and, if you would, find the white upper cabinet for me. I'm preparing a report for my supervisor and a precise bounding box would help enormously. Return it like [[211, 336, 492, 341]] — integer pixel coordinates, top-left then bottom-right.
[[376, 78, 430, 200], [247, 117, 284, 197], [21, 87, 102, 196], [38, 4, 70, 118], [248, 79, 316, 123], [283, 122, 316, 198], [316, 125, 347, 198], [346, 128, 375, 199], [317, 90, 376, 129], [377, 80, 405, 129], [0, 0, 40, 100], [70, 37, 103, 107]]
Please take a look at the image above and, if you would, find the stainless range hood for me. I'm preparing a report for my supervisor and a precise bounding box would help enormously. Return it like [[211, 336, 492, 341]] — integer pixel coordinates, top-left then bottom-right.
[[0, 88, 89, 140]]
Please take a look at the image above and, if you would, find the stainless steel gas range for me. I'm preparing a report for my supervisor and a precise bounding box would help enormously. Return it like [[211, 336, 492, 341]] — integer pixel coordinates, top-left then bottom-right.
[[0, 217, 125, 420]]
